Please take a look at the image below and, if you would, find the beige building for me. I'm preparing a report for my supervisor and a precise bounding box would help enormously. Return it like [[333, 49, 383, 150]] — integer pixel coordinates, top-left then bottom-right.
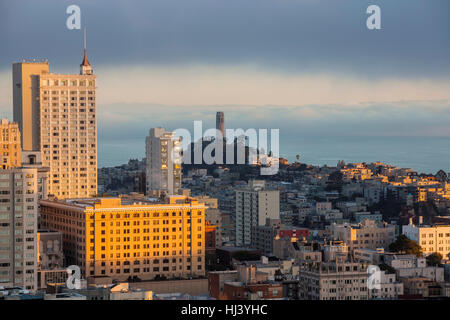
[[235, 180, 280, 247], [12, 61, 49, 151], [403, 221, 450, 258], [109, 282, 153, 300], [331, 219, 396, 253], [0, 168, 39, 291], [21, 151, 48, 201], [196, 195, 222, 246], [146, 128, 182, 196], [40, 196, 206, 281], [0, 119, 21, 169], [37, 230, 64, 269], [13, 51, 97, 199], [368, 270, 403, 300]]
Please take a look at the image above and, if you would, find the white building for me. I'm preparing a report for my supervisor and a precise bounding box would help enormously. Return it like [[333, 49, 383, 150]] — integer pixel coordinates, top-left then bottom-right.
[[0, 168, 39, 291], [403, 220, 450, 258], [386, 255, 445, 282], [145, 128, 182, 196], [368, 270, 403, 300], [235, 180, 279, 247]]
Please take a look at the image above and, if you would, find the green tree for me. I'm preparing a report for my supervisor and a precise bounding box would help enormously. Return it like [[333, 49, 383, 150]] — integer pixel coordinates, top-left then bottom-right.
[[389, 234, 423, 257], [426, 252, 443, 266]]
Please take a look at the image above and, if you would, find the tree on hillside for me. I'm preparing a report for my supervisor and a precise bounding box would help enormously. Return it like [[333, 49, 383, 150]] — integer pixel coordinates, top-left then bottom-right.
[[389, 234, 422, 257], [426, 252, 443, 266], [328, 171, 343, 184]]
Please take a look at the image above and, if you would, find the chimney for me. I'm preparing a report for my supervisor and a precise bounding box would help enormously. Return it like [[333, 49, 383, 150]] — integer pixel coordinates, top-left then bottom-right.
[[419, 216, 423, 225]]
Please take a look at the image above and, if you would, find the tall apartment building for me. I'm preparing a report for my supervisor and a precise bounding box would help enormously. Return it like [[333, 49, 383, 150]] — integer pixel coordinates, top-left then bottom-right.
[[0, 168, 39, 291], [235, 180, 280, 247], [403, 220, 450, 258], [216, 111, 224, 138], [331, 219, 396, 253], [39, 196, 206, 281], [0, 119, 21, 169], [145, 128, 182, 196], [12, 49, 97, 199]]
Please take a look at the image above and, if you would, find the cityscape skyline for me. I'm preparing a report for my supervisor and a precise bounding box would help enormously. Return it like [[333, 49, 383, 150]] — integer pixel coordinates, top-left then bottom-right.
[[1, 0, 450, 304], [1, 1, 450, 159]]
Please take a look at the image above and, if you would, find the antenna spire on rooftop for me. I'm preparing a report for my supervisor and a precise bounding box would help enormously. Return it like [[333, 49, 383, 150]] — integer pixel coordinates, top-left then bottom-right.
[[81, 27, 90, 67]]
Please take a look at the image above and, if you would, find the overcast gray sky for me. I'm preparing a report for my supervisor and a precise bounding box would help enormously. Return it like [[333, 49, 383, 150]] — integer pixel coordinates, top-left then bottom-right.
[[1, 0, 449, 76], [0, 0, 449, 152]]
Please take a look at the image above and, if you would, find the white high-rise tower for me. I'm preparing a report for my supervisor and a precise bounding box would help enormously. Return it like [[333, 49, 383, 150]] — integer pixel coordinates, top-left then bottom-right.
[[145, 128, 182, 196]]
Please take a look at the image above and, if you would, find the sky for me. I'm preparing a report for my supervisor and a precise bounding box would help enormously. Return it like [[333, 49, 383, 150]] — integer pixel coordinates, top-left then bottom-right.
[[0, 0, 449, 168]]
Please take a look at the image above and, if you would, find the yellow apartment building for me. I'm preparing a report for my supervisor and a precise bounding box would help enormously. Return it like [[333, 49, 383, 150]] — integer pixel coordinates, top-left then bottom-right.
[[39, 196, 206, 281], [0, 119, 21, 169]]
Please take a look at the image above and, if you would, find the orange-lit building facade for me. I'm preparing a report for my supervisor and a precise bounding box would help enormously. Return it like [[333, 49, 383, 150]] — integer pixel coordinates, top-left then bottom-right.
[[205, 223, 217, 255], [0, 118, 21, 169], [39, 196, 206, 281]]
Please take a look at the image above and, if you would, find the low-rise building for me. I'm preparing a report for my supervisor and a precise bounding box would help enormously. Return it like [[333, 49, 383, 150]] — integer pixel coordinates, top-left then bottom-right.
[[331, 219, 396, 253], [209, 264, 283, 300], [403, 220, 450, 258]]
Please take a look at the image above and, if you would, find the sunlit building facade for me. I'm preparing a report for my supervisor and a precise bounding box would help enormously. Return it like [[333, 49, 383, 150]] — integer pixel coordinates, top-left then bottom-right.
[[39, 196, 206, 281], [403, 221, 450, 258], [12, 50, 97, 199]]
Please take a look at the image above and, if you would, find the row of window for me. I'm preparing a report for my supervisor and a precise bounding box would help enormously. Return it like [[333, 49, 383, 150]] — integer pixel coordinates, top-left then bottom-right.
[[92, 264, 202, 276], [41, 80, 95, 87]]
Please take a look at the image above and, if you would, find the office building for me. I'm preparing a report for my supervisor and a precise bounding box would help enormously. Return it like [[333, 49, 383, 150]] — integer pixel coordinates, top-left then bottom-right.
[[145, 128, 182, 196]]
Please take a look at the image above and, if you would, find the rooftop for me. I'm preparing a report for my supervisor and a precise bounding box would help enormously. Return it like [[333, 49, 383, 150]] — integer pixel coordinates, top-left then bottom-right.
[[40, 196, 208, 211]]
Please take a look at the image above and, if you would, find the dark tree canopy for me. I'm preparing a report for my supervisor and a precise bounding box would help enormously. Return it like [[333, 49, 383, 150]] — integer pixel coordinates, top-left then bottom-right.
[[426, 252, 443, 266], [389, 234, 423, 257]]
